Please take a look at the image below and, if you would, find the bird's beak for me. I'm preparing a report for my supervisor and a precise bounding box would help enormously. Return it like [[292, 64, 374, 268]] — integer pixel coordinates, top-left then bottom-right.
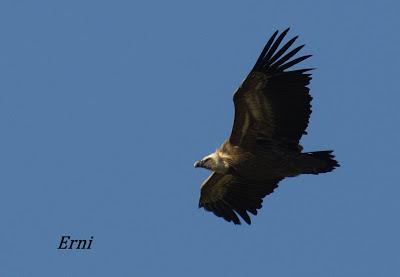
[[194, 160, 202, 168]]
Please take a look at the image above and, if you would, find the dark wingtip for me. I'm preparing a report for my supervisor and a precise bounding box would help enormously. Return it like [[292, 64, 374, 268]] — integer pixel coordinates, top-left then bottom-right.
[[305, 67, 317, 71], [282, 27, 290, 35], [279, 54, 312, 71], [252, 30, 279, 71], [253, 27, 315, 74]]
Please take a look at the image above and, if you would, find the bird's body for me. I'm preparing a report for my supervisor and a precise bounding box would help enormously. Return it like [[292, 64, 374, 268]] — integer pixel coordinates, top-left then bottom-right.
[[201, 139, 334, 181], [194, 28, 339, 225]]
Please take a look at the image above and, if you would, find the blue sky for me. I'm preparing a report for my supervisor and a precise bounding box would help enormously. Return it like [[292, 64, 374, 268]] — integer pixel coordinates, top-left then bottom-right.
[[1, 0, 399, 276]]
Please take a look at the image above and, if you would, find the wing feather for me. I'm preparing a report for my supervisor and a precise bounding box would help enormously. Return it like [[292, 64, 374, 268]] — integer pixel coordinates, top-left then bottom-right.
[[271, 44, 304, 68], [267, 36, 298, 67], [199, 173, 281, 225], [262, 28, 290, 65], [252, 30, 279, 70]]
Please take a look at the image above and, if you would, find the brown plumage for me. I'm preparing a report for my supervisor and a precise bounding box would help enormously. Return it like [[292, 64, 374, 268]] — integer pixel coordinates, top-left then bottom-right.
[[194, 28, 339, 225]]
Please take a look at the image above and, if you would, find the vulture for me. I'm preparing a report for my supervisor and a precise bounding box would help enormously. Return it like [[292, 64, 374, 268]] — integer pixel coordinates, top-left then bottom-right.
[[194, 28, 339, 225]]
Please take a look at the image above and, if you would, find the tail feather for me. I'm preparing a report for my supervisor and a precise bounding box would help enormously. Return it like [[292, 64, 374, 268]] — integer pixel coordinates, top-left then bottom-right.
[[300, 150, 339, 175]]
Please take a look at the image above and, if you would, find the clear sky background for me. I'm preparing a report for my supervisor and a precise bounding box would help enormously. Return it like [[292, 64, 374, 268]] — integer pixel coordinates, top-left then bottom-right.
[[1, 0, 399, 276]]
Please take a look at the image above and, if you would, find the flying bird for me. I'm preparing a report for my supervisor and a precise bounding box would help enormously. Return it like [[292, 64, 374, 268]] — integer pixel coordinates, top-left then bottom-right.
[[194, 28, 339, 225]]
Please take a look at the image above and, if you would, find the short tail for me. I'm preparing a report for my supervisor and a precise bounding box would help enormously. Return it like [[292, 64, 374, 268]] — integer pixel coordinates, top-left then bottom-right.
[[299, 150, 339, 175]]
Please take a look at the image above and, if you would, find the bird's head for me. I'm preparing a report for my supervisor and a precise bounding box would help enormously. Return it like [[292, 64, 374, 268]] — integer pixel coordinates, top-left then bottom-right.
[[194, 153, 217, 171]]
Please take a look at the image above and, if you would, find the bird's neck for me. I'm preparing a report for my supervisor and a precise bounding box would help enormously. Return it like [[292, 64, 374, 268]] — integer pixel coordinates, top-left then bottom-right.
[[210, 152, 230, 174]]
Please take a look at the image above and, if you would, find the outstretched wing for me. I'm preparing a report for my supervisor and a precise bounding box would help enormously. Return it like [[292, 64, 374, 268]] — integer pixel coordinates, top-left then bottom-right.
[[230, 28, 313, 150], [199, 173, 282, 225]]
